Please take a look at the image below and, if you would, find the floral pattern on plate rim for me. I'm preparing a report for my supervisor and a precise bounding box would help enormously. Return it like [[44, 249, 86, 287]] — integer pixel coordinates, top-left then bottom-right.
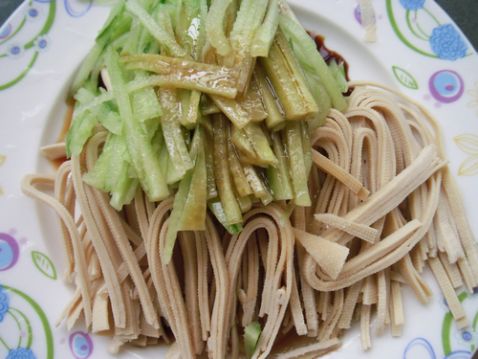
[[0, 284, 53, 359], [454, 134, 478, 176], [403, 291, 478, 358], [386, 0, 473, 61], [0, 0, 93, 91]]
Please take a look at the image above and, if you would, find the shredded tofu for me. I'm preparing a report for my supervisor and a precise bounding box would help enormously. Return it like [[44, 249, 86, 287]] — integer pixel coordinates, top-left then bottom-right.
[[23, 83, 478, 358]]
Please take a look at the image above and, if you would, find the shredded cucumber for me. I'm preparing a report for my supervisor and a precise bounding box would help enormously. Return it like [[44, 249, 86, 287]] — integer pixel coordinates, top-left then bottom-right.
[[105, 48, 169, 202], [279, 14, 347, 111], [66, 109, 98, 158], [131, 87, 162, 122], [251, 0, 280, 57], [285, 122, 311, 206], [65, 0, 353, 239], [206, 0, 234, 56], [244, 321, 261, 358], [126, 0, 185, 57]]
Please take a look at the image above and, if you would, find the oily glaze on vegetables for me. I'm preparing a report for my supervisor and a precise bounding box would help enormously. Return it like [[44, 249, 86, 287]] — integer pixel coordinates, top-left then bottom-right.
[[66, 0, 347, 263]]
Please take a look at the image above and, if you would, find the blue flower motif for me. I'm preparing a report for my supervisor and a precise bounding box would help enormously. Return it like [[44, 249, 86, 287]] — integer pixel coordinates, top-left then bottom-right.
[[8, 44, 23, 58], [461, 330, 473, 342], [429, 24, 468, 60], [35, 36, 49, 52], [6, 348, 37, 359], [455, 328, 476, 347], [399, 0, 425, 10], [28, 8, 39, 18], [0, 285, 9, 322]]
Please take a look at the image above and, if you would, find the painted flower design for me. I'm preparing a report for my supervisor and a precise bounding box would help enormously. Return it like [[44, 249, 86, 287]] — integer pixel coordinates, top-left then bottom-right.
[[26, 6, 41, 21], [0, 285, 10, 322], [0, 0, 93, 91], [467, 81, 478, 117], [454, 134, 478, 176], [429, 24, 468, 60], [456, 329, 475, 345], [34, 36, 49, 52], [7, 43, 23, 58], [399, 0, 425, 10], [6, 348, 37, 359]]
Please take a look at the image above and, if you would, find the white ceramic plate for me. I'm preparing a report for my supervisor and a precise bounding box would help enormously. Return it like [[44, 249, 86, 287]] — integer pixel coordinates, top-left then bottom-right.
[[1, 1, 478, 358]]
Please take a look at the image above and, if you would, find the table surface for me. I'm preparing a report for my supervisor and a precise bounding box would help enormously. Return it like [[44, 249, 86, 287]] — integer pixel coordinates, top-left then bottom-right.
[[0, 0, 477, 50]]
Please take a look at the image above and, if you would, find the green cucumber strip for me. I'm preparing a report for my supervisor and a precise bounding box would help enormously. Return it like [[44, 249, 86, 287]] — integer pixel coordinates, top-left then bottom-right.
[[240, 76, 268, 122], [204, 128, 218, 199], [227, 139, 253, 197], [251, 0, 280, 57], [243, 123, 278, 167], [231, 127, 255, 157], [69, 1, 128, 94], [83, 133, 117, 192], [105, 48, 169, 201], [66, 107, 98, 158], [284, 122, 311, 206], [126, 0, 185, 57], [210, 95, 252, 129], [159, 89, 194, 178], [163, 169, 193, 264], [180, 127, 207, 230], [83, 133, 137, 210], [267, 132, 293, 200], [179, 90, 201, 128], [74, 87, 96, 104], [96, 0, 126, 41], [213, 116, 243, 226], [123, 54, 239, 99], [201, 101, 221, 116], [230, 0, 268, 57], [155, 126, 184, 186], [256, 68, 285, 131], [260, 31, 318, 120], [244, 321, 261, 358], [279, 14, 347, 111], [192, 0, 209, 61], [70, 43, 104, 96], [76, 73, 218, 117], [110, 167, 138, 210], [206, 0, 234, 56], [159, 143, 181, 185], [304, 72, 331, 127], [237, 195, 252, 213], [96, 103, 123, 135], [231, 127, 274, 167], [300, 121, 312, 176], [131, 87, 163, 122], [175, 0, 203, 58], [208, 201, 243, 234], [328, 59, 348, 93], [122, 18, 142, 55], [243, 165, 273, 205], [163, 129, 213, 260], [97, 10, 133, 48], [162, 117, 193, 178]]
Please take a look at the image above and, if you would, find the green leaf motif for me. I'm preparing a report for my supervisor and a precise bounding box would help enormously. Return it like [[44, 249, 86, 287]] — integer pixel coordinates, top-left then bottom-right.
[[31, 250, 57, 280], [392, 65, 419, 90]]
